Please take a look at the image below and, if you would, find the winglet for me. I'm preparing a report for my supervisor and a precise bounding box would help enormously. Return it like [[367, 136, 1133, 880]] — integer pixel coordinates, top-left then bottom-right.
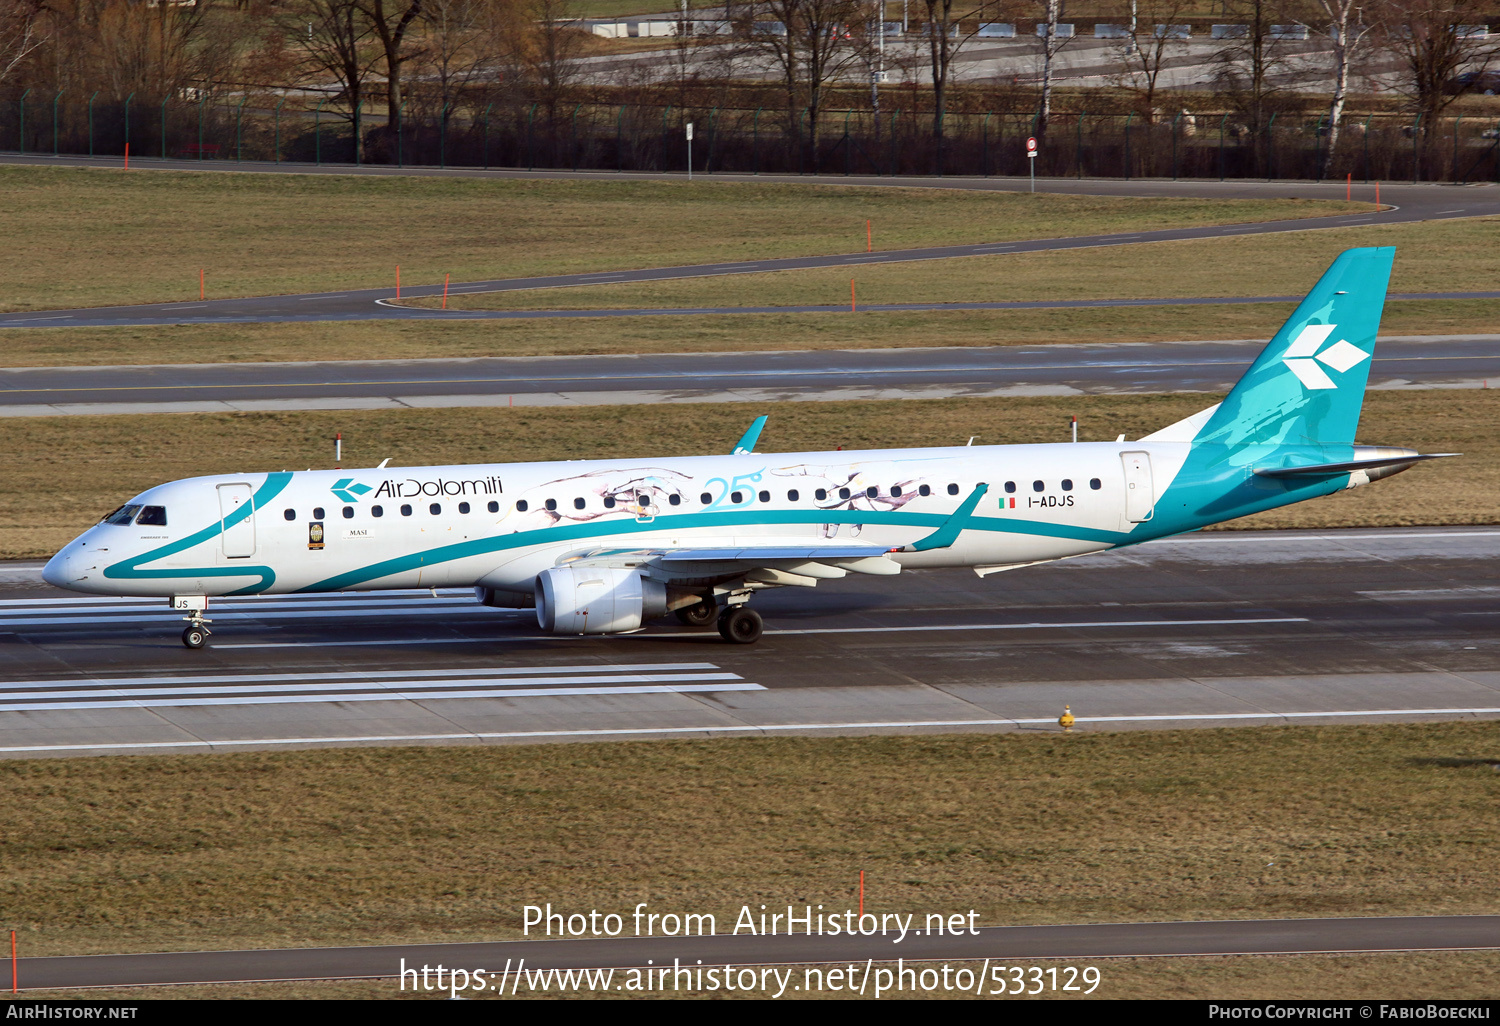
[[732, 416, 768, 455], [907, 483, 989, 552]]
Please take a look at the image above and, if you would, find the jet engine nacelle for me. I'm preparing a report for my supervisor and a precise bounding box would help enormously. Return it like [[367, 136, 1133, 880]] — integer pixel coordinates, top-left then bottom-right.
[[535, 566, 667, 634]]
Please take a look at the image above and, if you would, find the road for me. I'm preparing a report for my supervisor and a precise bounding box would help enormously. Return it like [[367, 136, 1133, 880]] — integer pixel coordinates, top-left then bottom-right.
[[13, 915, 1500, 990], [2, 154, 1497, 329], [0, 525, 1496, 759], [0, 335, 1492, 417]]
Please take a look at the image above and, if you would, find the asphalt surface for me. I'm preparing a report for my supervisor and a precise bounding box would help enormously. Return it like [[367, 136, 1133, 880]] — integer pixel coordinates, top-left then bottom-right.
[[14, 915, 1500, 989], [3, 153, 1497, 329], [2, 334, 1496, 416], [1, 525, 1497, 759]]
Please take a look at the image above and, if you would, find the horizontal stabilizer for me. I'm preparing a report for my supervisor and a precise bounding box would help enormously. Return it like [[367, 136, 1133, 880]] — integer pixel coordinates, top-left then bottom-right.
[[1253, 452, 1457, 478]]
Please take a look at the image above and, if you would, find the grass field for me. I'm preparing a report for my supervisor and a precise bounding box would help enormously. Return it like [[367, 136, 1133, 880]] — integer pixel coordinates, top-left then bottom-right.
[[0, 166, 1360, 313], [0, 390, 1492, 560], [423, 216, 1500, 311], [3, 215, 1492, 368], [2, 721, 1496, 962], [2, 299, 1498, 368]]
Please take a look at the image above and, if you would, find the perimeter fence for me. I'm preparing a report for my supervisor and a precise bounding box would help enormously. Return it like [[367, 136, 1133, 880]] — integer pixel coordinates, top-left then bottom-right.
[[3, 94, 1498, 183]]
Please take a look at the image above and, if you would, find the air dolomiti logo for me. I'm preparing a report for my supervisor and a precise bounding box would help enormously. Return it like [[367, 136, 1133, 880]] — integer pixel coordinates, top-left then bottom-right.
[[1281, 324, 1369, 390], [330, 478, 373, 503]]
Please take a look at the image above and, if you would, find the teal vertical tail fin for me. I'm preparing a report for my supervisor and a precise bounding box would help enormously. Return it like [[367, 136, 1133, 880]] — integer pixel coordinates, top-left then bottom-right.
[[1194, 247, 1394, 449]]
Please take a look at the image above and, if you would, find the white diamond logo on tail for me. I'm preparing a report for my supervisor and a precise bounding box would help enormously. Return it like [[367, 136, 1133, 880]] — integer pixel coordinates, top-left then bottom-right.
[[1315, 338, 1370, 374], [1281, 324, 1368, 391], [1284, 358, 1337, 390]]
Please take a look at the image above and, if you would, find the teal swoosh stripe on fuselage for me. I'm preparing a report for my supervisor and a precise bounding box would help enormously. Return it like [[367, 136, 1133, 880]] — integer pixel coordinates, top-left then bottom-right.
[[298, 506, 1130, 594], [103, 472, 293, 594]]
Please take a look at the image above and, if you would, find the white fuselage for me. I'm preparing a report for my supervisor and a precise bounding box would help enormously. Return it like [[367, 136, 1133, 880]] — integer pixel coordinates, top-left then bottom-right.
[[43, 442, 1189, 598]]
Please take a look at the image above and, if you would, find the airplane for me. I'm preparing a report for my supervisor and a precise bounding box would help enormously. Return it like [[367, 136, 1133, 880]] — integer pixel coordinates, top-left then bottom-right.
[[42, 246, 1451, 649]]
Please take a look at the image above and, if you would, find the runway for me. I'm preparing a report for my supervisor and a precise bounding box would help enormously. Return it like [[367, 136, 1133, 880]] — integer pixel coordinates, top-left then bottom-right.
[[2, 155, 1497, 329], [13, 915, 1500, 990], [1, 334, 1495, 416], [1, 525, 1497, 759]]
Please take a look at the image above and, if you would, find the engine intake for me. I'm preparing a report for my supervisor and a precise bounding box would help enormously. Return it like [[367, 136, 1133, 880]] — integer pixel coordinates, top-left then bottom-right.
[[535, 566, 666, 634]]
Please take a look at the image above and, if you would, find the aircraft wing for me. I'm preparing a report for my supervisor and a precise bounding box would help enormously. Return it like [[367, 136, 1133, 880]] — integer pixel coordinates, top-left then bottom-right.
[[561, 542, 903, 586]]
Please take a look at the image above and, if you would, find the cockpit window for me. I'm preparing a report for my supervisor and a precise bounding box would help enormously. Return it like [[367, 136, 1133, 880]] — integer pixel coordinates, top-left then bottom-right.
[[135, 506, 168, 527], [102, 504, 142, 525]]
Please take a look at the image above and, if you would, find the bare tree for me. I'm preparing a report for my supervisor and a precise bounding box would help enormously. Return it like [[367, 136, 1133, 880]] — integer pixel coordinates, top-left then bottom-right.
[[357, 0, 425, 141], [0, 0, 46, 87], [1308, 0, 1374, 176], [1212, 0, 1300, 141], [733, 0, 866, 168], [1112, 0, 1193, 120], [1025, 0, 1074, 136], [522, 0, 585, 119], [283, 0, 381, 159], [921, 0, 991, 148], [1379, 0, 1500, 150], [418, 0, 492, 128]]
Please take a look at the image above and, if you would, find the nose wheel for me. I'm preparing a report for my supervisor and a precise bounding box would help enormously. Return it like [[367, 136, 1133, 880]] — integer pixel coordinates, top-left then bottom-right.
[[182, 625, 209, 649]]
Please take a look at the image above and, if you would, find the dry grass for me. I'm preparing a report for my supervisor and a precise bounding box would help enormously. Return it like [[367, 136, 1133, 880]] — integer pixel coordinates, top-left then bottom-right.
[[16, 951, 1500, 999], [1, 722, 1496, 959], [1, 391, 1492, 560], [0, 165, 1359, 313], [424, 216, 1500, 311], [1, 299, 1497, 368]]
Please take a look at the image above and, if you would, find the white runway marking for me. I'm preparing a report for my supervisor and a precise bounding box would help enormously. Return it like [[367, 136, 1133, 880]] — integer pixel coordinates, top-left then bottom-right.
[[0, 661, 761, 711], [3, 706, 1495, 755], [767, 617, 1308, 635]]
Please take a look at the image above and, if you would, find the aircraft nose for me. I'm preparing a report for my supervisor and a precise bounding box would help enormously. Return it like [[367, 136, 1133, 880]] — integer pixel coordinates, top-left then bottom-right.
[[41, 547, 73, 589]]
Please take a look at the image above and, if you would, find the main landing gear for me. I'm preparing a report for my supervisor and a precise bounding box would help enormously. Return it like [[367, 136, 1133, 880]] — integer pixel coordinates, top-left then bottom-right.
[[717, 606, 763, 645], [674, 595, 763, 643]]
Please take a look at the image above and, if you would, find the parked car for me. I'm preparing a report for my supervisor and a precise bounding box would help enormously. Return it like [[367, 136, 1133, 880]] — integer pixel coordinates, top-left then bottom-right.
[[1446, 71, 1500, 95]]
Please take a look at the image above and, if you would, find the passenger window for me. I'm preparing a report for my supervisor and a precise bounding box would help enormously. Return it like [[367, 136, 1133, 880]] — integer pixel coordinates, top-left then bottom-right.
[[135, 506, 168, 526], [1004, 481, 1016, 494], [372, 505, 384, 518], [544, 498, 557, 511], [604, 497, 616, 509], [459, 502, 470, 514], [891, 486, 902, 498], [313, 507, 325, 520], [839, 488, 850, 500], [668, 494, 681, 506], [283, 509, 296, 522], [759, 490, 770, 503], [516, 500, 529, 512], [701, 492, 712, 505], [1033, 480, 1045, 492], [401, 504, 413, 516], [918, 485, 931, 497], [429, 503, 441, 515], [1090, 478, 1102, 490], [946, 484, 959, 496], [788, 489, 799, 501], [815, 488, 828, 500], [487, 501, 499, 513], [342, 506, 353, 519], [636, 492, 647, 503], [574, 497, 586, 510], [731, 491, 743, 503], [866, 486, 878, 498], [1061, 479, 1073, 491]]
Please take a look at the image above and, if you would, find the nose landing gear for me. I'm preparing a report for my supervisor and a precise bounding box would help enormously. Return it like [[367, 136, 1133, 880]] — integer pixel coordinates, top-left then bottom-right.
[[171, 596, 212, 649], [181, 622, 210, 649]]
